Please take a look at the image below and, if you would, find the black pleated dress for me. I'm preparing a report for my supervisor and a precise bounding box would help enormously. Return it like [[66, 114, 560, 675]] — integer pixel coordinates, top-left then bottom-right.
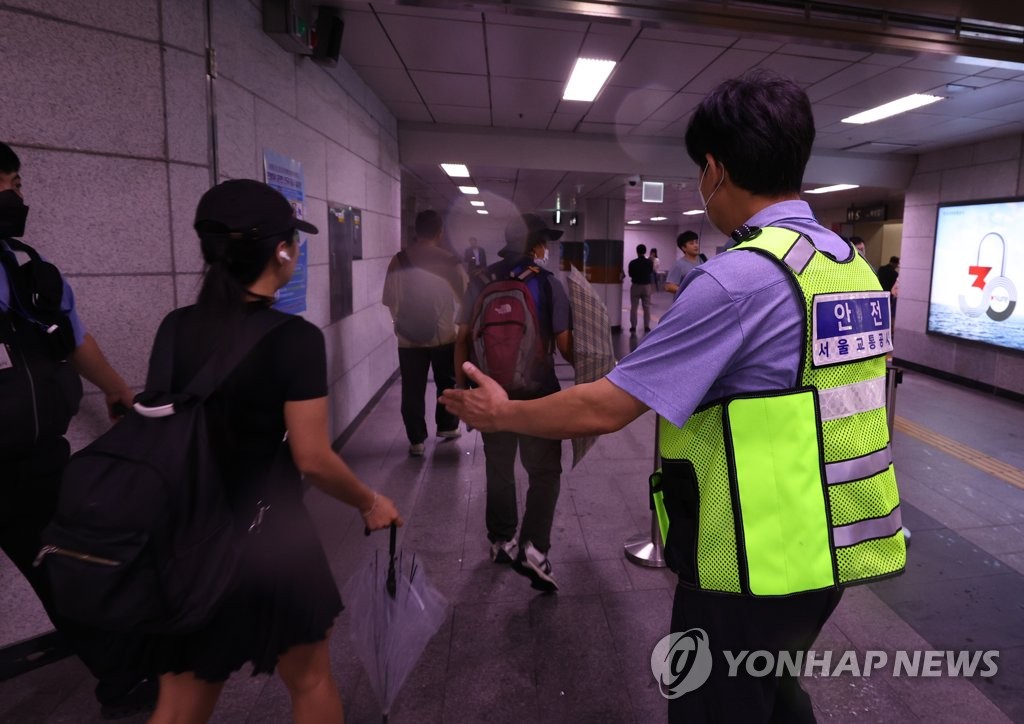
[[143, 303, 343, 682]]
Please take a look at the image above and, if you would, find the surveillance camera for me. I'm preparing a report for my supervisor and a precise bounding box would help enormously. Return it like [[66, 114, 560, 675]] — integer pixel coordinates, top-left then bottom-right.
[[627, 175, 640, 187]]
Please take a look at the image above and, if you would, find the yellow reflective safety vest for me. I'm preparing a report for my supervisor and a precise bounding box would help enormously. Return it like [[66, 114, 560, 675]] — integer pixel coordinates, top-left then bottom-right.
[[657, 226, 906, 596]]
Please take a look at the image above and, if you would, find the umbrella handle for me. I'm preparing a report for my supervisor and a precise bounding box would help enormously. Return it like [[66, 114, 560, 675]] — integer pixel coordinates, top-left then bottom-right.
[[386, 522, 397, 598]]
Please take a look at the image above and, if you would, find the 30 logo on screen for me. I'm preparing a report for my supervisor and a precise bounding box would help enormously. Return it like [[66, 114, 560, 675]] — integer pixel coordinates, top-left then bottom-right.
[[958, 232, 1017, 321]]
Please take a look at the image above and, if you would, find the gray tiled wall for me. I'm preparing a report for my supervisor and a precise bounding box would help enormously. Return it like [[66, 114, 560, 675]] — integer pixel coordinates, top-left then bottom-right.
[[0, 0, 402, 452]]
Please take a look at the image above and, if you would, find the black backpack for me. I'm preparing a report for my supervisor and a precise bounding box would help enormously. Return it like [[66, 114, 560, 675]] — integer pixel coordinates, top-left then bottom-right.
[[35, 309, 289, 634], [0, 238, 82, 457]]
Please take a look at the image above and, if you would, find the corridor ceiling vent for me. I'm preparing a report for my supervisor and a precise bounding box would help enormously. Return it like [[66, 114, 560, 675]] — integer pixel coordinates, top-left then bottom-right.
[[440, 163, 471, 178], [642, 181, 664, 203], [563, 58, 616, 102], [806, 184, 860, 194], [842, 94, 943, 124]]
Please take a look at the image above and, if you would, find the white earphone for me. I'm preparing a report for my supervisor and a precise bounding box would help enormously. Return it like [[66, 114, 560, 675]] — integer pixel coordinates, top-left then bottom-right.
[[278, 250, 293, 262]]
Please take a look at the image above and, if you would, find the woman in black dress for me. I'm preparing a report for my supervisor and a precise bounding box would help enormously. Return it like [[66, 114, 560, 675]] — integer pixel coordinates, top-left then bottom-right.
[[147, 179, 401, 723]]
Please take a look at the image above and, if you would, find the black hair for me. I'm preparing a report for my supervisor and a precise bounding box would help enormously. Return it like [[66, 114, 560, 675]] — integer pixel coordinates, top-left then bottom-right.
[[677, 231, 698, 247], [636, 244, 647, 256], [850, 236, 864, 245], [196, 222, 289, 313], [684, 71, 814, 196], [415, 209, 443, 239], [890, 256, 900, 264], [0, 142, 21, 175]]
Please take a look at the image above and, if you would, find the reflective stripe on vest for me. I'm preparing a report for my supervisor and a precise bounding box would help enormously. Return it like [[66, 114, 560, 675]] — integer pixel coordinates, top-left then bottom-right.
[[818, 377, 886, 421], [657, 226, 906, 596]]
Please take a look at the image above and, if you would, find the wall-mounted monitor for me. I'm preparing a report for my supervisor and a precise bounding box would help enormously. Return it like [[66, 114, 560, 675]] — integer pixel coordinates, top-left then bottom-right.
[[927, 197, 1024, 353]]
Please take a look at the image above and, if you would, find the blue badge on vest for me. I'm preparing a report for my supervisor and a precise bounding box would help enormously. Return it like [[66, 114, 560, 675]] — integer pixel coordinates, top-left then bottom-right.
[[811, 291, 893, 366]]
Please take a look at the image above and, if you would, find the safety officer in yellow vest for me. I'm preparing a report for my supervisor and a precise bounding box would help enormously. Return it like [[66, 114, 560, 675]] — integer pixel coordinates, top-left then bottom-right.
[[442, 70, 906, 723]]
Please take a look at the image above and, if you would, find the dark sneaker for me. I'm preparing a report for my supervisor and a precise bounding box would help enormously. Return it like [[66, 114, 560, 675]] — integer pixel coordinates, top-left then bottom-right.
[[489, 539, 518, 564], [438, 427, 461, 439], [99, 677, 158, 720], [409, 442, 426, 456], [513, 542, 558, 592]]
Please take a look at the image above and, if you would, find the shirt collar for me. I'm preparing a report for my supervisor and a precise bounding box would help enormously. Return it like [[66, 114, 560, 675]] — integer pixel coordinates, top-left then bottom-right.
[[744, 199, 817, 230]]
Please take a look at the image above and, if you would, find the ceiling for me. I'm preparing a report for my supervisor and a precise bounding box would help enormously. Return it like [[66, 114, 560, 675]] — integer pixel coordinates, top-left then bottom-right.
[[331, 0, 1024, 226]]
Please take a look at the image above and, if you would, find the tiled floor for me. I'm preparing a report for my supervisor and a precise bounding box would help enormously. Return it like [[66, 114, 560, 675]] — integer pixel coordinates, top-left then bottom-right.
[[1, 286, 1022, 723]]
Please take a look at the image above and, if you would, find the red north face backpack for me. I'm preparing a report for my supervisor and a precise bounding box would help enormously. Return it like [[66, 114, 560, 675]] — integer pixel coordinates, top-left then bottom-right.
[[469, 267, 552, 395]]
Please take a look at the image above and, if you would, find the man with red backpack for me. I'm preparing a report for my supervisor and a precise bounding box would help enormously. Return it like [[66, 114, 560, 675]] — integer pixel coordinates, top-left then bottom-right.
[[454, 213, 573, 591]]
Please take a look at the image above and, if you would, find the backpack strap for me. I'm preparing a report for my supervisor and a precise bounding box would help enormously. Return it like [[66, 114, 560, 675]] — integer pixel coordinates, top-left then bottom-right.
[[1, 238, 77, 357], [512, 265, 555, 352]]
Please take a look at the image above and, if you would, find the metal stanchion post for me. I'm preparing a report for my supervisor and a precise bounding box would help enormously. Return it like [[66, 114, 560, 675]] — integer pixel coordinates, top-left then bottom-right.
[[624, 414, 667, 568]]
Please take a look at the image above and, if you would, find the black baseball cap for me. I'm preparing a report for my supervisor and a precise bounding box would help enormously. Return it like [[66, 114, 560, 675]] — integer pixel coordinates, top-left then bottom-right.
[[194, 179, 318, 241], [503, 212, 563, 250]]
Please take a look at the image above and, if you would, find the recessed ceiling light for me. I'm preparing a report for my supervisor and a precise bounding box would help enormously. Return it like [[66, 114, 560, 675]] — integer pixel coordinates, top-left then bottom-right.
[[805, 184, 860, 194], [470, 200, 485, 207], [458, 186, 479, 195], [626, 220, 642, 225], [683, 209, 704, 216], [440, 163, 470, 177], [650, 216, 668, 222], [476, 209, 488, 215], [841, 94, 943, 124], [563, 58, 616, 102], [642, 181, 664, 203]]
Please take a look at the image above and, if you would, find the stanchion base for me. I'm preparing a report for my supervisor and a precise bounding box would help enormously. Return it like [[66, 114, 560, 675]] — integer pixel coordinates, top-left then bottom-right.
[[624, 535, 667, 568]]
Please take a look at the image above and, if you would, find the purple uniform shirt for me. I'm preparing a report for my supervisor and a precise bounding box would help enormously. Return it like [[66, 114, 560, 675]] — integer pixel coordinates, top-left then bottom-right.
[[608, 200, 853, 427]]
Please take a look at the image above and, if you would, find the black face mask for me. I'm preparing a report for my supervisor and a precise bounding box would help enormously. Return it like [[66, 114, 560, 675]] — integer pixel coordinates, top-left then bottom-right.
[[0, 189, 29, 238]]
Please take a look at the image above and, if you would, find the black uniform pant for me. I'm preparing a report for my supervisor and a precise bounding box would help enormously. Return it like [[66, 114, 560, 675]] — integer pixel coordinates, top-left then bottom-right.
[[398, 343, 458, 444], [668, 583, 843, 723], [0, 438, 147, 706]]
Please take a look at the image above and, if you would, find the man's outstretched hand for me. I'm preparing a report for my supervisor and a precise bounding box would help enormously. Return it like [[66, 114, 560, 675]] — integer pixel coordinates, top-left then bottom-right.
[[440, 362, 509, 432]]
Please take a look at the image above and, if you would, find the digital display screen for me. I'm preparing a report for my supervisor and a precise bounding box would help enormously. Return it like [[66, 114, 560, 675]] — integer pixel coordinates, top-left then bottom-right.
[[927, 198, 1024, 352]]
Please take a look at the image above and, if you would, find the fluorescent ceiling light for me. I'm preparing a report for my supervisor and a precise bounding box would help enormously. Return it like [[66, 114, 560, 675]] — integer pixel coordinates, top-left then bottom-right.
[[650, 216, 668, 222], [626, 219, 642, 225], [954, 55, 1024, 73], [642, 181, 664, 203], [440, 163, 470, 177], [806, 184, 860, 194], [470, 200, 485, 207], [458, 186, 479, 195], [563, 58, 616, 102], [476, 209, 489, 215], [683, 209, 704, 216], [841, 94, 943, 124]]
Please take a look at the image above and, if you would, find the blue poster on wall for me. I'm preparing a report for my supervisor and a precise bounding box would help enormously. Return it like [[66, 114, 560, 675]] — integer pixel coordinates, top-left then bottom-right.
[[263, 149, 308, 315]]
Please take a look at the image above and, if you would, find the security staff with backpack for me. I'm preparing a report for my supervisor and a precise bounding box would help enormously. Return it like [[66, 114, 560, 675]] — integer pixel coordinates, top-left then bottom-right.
[[454, 213, 573, 592], [0, 141, 153, 718], [382, 209, 467, 456], [443, 73, 905, 722]]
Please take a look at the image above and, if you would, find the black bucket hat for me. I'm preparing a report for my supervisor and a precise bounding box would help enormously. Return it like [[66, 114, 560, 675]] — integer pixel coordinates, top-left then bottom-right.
[[194, 179, 318, 241]]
